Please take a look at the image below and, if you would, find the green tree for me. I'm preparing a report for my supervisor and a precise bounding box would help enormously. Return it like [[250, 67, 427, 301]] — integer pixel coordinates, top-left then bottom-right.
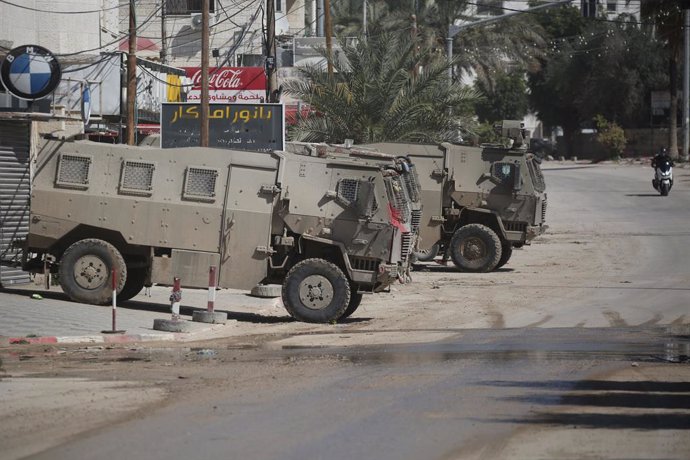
[[473, 69, 529, 123], [594, 114, 627, 160], [528, 5, 667, 156], [332, 1, 545, 89], [284, 23, 478, 144], [634, 0, 684, 159]]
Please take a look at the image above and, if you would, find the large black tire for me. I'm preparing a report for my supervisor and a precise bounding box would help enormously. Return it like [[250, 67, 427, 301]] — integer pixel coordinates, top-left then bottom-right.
[[340, 290, 363, 320], [449, 224, 502, 272], [413, 243, 440, 262], [494, 243, 513, 270], [660, 182, 669, 196], [282, 258, 350, 323], [58, 239, 126, 305], [119, 267, 147, 302]]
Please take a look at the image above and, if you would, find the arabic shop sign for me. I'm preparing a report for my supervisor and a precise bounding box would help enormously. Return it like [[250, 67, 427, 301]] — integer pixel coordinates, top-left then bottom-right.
[[160, 102, 284, 151], [182, 67, 266, 103]]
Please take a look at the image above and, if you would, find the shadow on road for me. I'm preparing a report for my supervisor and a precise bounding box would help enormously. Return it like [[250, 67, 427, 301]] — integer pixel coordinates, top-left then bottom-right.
[[480, 379, 690, 430], [412, 264, 515, 274]]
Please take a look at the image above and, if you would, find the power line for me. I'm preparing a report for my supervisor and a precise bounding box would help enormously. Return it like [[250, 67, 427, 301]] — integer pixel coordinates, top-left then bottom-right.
[[0, 0, 121, 14], [55, 3, 163, 57]]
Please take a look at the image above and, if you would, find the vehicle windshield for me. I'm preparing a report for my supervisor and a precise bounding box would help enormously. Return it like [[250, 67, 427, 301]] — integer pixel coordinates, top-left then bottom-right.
[[384, 175, 412, 225], [400, 163, 421, 204], [527, 157, 546, 192]]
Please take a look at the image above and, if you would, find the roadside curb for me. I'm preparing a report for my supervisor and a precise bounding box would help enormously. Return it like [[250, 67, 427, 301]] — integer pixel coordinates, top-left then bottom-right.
[[1, 320, 236, 346], [4, 333, 177, 346]]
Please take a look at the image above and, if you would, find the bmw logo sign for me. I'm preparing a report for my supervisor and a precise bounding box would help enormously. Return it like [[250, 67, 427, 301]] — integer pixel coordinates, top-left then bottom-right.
[[0, 45, 62, 101]]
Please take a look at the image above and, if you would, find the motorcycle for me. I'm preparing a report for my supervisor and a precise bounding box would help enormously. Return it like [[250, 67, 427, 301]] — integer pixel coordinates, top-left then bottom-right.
[[652, 157, 673, 196]]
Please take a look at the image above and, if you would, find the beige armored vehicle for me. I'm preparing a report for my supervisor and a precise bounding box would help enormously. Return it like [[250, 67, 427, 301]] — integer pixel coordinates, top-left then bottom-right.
[[22, 139, 416, 322], [286, 141, 423, 273], [367, 121, 547, 272]]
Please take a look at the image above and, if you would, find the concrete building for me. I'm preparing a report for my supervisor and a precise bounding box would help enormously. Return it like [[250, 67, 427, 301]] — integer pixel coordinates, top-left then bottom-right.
[[120, 0, 308, 68]]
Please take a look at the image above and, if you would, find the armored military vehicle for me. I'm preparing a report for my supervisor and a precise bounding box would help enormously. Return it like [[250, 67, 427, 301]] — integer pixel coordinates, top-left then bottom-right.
[[367, 121, 547, 272], [285, 141, 423, 279], [21, 139, 415, 322]]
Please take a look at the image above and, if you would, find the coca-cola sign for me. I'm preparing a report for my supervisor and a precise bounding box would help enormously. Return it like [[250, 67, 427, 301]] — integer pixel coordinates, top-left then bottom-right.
[[185, 67, 266, 90]]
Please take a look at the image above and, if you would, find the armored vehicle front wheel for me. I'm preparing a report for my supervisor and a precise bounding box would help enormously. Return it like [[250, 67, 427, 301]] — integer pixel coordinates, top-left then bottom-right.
[[282, 258, 350, 323], [413, 243, 440, 262], [58, 239, 127, 305], [449, 224, 502, 273], [340, 289, 363, 320], [494, 243, 513, 270]]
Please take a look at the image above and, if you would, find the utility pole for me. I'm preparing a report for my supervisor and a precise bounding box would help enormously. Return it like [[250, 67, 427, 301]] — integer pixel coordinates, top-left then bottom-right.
[[160, 0, 167, 64], [324, 0, 333, 77], [266, 0, 278, 101], [126, 0, 137, 145], [316, 0, 324, 37], [680, 1, 690, 161], [200, 0, 210, 147], [363, 0, 367, 36]]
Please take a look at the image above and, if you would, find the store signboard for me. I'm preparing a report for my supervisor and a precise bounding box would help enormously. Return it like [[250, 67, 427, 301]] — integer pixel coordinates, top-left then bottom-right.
[[160, 102, 284, 152]]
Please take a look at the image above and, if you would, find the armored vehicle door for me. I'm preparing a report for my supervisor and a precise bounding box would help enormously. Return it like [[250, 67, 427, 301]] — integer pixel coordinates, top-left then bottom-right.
[[218, 157, 278, 290], [401, 146, 446, 250]]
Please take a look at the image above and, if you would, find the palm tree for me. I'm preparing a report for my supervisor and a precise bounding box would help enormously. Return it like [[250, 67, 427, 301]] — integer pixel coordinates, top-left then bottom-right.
[[635, 0, 684, 158], [284, 23, 478, 144], [375, 0, 546, 89]]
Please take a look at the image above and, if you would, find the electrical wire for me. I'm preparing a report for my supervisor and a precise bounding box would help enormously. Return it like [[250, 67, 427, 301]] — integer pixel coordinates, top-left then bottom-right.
[[0, 0, 121, 14], [55, 2, 163, 57]]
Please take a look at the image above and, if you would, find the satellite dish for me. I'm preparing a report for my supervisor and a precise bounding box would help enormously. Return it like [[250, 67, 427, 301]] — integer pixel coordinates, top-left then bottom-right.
[[191, 13, 203, 30]]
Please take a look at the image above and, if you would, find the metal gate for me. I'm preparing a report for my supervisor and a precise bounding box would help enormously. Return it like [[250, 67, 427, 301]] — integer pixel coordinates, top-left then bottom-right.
[[0, 121, 31, 286]]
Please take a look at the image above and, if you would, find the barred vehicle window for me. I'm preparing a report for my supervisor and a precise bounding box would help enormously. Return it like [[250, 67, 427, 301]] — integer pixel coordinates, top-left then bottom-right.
[[337, 178, 379, 215], [183, 167, 218, 201], [384, 176, 411, 223], [119, 160, 155, 196], [56, 154, 91, 189], [492, 162, 516, 186]]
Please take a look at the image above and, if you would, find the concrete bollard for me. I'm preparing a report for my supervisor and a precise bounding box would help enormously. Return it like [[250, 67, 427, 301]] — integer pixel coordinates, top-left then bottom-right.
[[153, 277, 192, 332], [192, 266, 227, 324], [101, 269, 125, 334]]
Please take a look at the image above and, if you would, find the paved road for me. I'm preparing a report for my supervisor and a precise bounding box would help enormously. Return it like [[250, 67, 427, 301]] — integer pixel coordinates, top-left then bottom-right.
[[9, 161, 689, 460]]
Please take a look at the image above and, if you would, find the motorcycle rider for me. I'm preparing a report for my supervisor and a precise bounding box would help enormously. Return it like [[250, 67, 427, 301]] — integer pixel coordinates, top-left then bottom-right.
[[651, 147, 673, 169], [651, 147, 674, 191]]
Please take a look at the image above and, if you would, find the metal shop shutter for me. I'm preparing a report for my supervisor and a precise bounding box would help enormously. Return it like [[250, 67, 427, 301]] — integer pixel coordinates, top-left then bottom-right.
[[0, 121, 31, 286]]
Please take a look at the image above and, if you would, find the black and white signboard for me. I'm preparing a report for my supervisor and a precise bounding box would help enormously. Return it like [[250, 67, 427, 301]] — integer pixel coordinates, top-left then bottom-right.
[[161, 102, 284, 152]]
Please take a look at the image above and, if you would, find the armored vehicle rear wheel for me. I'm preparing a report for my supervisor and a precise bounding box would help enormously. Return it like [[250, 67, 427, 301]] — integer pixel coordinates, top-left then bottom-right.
[[119, 266, 147, 302], [282, 258, 350, 323], [494, 243, 513, 270], [413, 243, 440, 262], [449, 224, 502, 272], [59, 239, 126, 305]]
